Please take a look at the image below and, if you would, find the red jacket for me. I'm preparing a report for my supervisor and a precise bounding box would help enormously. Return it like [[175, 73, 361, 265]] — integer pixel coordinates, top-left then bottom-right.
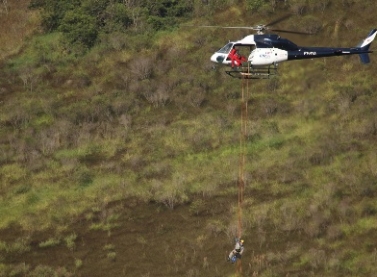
[[228, 49, 247, 67]]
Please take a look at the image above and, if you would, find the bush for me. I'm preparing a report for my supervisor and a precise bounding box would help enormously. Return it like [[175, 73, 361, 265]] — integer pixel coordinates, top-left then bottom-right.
[[29, 0, 81, 32], [30, 265, 73, 277], [5, 238, 31, 254], [107, 251, 116, 261], [103, 3, 133, 32], [103, 244, 115, 251], [189, 199, 206, 215], [39, 237, 61, 248], [299, 15, 322, 34], [143, 0, 192, 18], [8, 263, 30, 277], [59, 10, 98, 49], [0, 164, 27, 189], [64, 233, 77, 252], [246, 0, 265, 12], [289, 0, 308, 15], [74, 258, 82, 269]]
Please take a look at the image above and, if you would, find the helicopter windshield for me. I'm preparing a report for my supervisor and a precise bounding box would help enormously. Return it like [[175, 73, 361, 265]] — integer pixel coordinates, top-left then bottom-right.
[[217, 42, 234, 53]]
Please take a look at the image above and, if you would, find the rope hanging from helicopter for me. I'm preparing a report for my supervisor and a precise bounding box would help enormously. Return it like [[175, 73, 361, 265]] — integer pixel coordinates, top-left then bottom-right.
[[183, 13, 377, 277], [236, 64, 250, 276]]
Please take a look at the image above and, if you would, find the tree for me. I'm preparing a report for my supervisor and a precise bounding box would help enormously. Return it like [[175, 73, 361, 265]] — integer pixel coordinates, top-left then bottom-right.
[[29, 0, 81, 32], [59, 10, 98, 49], [246, 0, 266, 12], [142, 0, 193, 30], [103, 3, 133, 32]]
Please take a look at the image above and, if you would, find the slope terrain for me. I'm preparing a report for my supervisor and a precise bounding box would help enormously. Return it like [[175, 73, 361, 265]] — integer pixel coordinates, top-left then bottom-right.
[[1, 1, 377, 276]]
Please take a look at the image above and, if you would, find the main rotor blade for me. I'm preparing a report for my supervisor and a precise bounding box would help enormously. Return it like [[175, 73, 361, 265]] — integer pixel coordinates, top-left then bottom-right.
[[265, 14, 291, 27], [188, 25, 254, 30], [270, 29, 313, 35]]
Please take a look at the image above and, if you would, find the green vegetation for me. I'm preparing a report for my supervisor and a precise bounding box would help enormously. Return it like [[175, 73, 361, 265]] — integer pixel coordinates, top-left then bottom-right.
[[38, 237, 61, 248], [1, 0, 377, 276], [28, 0, 193, 52]]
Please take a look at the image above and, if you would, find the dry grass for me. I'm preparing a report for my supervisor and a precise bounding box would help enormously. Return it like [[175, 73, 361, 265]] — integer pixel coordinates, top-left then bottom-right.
[[0, 0, 40, 60]]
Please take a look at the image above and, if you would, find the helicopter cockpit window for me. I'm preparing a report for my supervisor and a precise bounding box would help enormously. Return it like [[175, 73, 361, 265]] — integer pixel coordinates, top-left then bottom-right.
[[217, 43, 234, 53]]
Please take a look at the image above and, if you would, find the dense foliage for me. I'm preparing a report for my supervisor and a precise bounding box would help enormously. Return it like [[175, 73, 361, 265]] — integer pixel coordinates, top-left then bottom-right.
[[28, 0, 196, 49]]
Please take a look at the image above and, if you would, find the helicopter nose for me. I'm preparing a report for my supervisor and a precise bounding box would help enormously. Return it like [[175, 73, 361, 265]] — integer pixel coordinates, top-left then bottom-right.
[[210, 53, 219, 63], [211, 53, 226, 64]]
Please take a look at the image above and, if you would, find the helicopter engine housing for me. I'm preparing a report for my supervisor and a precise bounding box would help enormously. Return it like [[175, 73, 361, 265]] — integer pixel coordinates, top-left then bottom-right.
[[248, 48, 288, 66]]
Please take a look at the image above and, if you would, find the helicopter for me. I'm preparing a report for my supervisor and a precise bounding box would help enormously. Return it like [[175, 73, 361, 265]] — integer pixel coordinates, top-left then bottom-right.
[[200, 16, 377, 78]]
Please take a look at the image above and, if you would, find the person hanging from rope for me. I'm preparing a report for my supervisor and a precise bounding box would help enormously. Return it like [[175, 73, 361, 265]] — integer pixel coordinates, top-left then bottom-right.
[[227, 238, 244, 263]]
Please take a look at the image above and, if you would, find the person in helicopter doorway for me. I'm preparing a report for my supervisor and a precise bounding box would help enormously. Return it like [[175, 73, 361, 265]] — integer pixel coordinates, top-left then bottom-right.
[[228, 48, 247, 68], [227, 238, 244, 262]]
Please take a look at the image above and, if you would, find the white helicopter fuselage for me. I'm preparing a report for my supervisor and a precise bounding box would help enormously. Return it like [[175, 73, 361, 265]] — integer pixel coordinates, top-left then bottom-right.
[[210, 34, 288, 66]]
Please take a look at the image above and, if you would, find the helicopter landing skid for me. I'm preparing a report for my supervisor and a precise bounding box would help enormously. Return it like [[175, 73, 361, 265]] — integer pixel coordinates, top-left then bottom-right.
[[225, 64, 278, 79]]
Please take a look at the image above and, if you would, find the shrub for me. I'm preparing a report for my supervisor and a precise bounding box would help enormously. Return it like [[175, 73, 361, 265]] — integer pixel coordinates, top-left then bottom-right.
[[144, 0, 192, 18], [74, 258, 82, 269], [205, 220, 226, 236], [39, 237, 61, 248], [29, 0, 81, 32], [152, 173, 189, 210], [299, 15, 322, 34], [74, 166, 93, 188], [189, 199, 206, 216], [64, 233, 77, 252], [30, 265, 73, 277], [8, 263, 30, 277], [103, 244, 115, 251], [6, 238, 31, 254], [107, 251, 116, 261], [0, 241, 7, 253], [246, 0, 265, 12], [0, 164, 27, 189], [310, 0, 331, 13], [289, 0, 308, 15], [89, 219, 120, 232], [59, 10, 98, 50]]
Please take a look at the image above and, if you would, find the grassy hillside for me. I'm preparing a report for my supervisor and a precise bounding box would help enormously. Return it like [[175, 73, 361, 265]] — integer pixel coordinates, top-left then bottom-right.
[[1, 0, 377, 276], [0, 0, 41, 61]]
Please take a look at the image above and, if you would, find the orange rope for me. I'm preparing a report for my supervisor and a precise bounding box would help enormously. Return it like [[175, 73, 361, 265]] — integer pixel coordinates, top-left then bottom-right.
[[237, 78, 245, 239], [236, 68, 250, 276]]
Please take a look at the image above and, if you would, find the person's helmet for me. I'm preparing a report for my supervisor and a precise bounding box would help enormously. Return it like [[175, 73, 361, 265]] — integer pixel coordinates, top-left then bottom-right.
[[240, 240, 244, 244]]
